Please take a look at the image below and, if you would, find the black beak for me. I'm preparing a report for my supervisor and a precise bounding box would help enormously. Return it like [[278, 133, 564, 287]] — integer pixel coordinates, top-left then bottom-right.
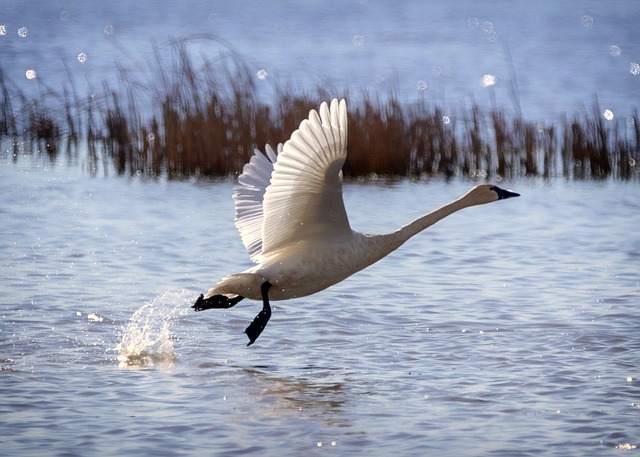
[[491, 186, 520, 200]]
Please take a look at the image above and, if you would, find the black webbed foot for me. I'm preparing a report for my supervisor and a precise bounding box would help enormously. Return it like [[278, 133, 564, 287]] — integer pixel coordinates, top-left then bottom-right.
[[192, 293, 244, 311], [244, 281, 272, 346], [244, 305, 271, 346]]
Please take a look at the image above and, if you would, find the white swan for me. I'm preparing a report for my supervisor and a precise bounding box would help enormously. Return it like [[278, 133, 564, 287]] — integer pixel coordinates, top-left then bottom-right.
[[193, 99, 519, 345]]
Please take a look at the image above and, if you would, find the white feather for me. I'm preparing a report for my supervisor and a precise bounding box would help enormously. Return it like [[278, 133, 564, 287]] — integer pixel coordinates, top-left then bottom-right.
[[203, 98, 519, 303], [233, 143, 280, 262]]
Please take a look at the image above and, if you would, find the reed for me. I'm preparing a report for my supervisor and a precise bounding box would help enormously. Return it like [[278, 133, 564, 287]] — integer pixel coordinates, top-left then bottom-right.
[[0, 41, 637, 180]]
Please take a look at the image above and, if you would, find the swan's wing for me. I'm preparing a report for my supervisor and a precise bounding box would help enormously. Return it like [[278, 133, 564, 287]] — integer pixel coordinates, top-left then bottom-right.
[[261, 99, 350, 258], [233, 143, 280, 262]]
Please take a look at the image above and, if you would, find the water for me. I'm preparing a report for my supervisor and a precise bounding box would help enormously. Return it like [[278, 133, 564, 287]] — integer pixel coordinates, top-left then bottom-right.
[[2, 154, 639, 455], [1, 1, 638, 121], [2, 2, 640, 453]]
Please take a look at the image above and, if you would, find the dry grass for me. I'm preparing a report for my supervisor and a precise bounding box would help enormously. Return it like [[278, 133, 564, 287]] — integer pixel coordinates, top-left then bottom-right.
[[1, 41, 638, 180]]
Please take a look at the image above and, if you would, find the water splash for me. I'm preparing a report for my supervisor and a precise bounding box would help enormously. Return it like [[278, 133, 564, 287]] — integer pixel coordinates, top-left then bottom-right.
[[115, 289, 191, 368]]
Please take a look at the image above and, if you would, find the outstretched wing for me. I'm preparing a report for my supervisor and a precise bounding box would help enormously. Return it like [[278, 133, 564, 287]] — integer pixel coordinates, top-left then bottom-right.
[[233, 143, 280, 262], [260, 99, 350, 258]]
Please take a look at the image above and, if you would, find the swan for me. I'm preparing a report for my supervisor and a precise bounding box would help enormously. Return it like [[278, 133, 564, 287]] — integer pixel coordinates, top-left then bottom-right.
[[193, 99, 519, 345]]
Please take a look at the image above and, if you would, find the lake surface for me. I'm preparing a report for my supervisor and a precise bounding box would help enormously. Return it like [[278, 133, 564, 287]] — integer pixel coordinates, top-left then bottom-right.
[[1, 154, 639, 456]]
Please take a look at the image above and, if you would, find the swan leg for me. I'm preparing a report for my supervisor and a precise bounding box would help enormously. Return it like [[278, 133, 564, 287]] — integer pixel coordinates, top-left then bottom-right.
[[244, 281, 272, 346], [192, 294, 244, 311]]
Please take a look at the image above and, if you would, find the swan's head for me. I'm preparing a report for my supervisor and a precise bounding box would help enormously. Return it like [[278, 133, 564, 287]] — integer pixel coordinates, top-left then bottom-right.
[[463, 184, 520, 206]]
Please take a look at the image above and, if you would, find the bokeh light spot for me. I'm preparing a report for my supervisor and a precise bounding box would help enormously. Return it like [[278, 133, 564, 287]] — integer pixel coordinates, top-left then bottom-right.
[[25, 69, 37, 79], [482, 21, 498, 41], [482, 74, 497, 87], [581, 15, 594, 27]]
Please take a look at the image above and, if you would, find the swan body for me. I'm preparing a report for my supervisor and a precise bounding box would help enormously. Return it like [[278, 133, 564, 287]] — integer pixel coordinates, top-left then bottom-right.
[[194, 99, 519, 345]]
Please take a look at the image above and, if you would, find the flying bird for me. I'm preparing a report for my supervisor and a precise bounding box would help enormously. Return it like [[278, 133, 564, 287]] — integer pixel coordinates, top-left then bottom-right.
[[193, 99, 519, 345]]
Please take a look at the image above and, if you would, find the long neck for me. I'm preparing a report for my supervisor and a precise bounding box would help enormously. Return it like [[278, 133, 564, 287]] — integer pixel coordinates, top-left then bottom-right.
[[394, 196, 471, 246], [361, 195, 473, 265]]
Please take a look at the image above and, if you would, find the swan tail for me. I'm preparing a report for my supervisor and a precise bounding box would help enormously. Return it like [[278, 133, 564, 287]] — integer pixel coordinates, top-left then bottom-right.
[[201, 273, 267, 301]]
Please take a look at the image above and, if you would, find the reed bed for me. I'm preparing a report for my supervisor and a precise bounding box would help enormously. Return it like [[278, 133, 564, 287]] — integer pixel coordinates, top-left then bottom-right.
[[1, 41, 638, 180]]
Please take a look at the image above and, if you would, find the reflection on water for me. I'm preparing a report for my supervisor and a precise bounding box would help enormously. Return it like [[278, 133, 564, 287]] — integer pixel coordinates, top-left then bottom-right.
[[244, 367, 348, 428]]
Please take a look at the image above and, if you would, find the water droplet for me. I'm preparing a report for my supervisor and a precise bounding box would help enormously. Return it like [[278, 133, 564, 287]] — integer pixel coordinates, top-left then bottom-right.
[[18, 26, 28, 38], [25, 69, 37, 79], [416, 80, 427, 91], [88, 313, 103, 322], [626, 376, 633, 382], [77, 52, 88, 64], [467, 18, 479, 29], [609, 45, 621, 57], [0, 25, 7, 36], [442, 115, 450, 125], [603, 109, 614, 121], [352, 35, 364, 47], [59, 11, 70, 21], [104, 24, 115, 36], [630, 62, 640, 76]]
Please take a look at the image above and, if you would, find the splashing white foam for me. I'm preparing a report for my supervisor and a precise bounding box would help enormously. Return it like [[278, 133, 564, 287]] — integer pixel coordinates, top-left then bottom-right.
[[116, 289, 191, 368]]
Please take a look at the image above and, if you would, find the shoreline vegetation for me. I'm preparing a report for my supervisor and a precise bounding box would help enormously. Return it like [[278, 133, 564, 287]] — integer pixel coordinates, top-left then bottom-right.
[[1, 40, 638, 181]]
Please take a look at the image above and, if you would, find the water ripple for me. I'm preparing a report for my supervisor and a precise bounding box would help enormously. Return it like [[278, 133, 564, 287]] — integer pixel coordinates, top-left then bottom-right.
[[2, 166, 639, 456]]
